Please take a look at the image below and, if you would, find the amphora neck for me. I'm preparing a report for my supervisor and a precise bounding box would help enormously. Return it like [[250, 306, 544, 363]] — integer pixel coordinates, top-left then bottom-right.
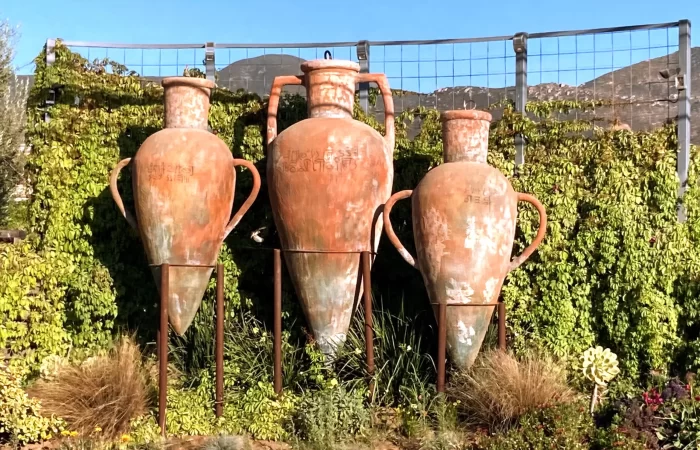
[[440, 110, 493, 164], [301, 59, 360, 119], [162, 77, 215, 130]]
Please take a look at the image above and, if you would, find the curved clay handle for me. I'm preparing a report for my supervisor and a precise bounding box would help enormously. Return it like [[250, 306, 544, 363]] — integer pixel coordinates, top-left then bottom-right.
[[382, 190, 417, 268], [356, 73, 395, 151], [109, 158, 138, 230], [509, 192, 547, 272], [223, 158, 262, 239], [266, 75, 305, 145]]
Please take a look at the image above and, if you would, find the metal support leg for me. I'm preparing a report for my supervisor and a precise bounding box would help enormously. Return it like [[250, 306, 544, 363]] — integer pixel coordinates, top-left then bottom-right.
[[215, 264, 224, 417], [273, 250, 283, 395], [361, 251, 374, 396], [436, 303, 447, 393], [498, 302, 506, 350], [158, 264, 169, 436]]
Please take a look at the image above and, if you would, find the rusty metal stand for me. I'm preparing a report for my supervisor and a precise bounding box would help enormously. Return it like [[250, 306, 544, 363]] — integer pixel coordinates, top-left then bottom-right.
[[271, 249, 375, 396], [155, 262, 225, 436], [273, 250, 283, 395], [435, 300, 507, 393], [361, 251, 375, 397]]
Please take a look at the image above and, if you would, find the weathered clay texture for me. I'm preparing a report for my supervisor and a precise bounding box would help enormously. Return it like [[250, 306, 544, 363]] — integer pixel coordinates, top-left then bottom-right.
[[383, 109, 547, 369], [266, 59, 395, 359], [110, 77, 261, 335]]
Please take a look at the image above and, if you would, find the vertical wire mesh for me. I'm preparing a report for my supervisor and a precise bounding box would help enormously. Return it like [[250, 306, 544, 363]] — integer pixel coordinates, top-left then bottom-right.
[[527, 25, 681, 131], [214, 44, 358, 123], [67, 45, 207, 80], [369, 39, 516, 114]]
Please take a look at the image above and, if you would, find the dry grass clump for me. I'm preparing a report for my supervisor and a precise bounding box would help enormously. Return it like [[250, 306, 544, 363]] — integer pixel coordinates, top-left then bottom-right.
[[27, 335, 151, 440], [446, 348, 575, 432]]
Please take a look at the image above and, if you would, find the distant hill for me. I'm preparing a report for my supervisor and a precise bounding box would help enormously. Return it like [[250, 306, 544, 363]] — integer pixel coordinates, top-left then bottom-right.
[[14, 47, 699, 143]]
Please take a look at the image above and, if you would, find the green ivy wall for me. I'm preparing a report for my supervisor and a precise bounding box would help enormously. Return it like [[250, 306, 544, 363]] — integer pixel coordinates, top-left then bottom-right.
[[2, 40, 700, 384]]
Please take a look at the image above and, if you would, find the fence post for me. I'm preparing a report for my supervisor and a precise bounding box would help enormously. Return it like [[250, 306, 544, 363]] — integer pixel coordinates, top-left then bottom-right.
[[677, 20, 692, 223], [205, 42, 216, 84], [357, 40, 370, 114], [44, 39, 56, 123], [513, 32, 528, 167]]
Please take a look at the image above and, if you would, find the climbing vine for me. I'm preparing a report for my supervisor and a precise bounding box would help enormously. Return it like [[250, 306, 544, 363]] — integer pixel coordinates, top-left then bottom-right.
[[2, 39, 700, 387]]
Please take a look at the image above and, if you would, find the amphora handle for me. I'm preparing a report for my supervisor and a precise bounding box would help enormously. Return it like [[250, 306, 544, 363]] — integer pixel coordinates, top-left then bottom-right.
[[266, 75, 304, 145], [356, 73, 395, 151], [223, 159, 262, 239], [109, 158, 138, 230], [509, 193, 547, 271], [382, 190, 417, 268]]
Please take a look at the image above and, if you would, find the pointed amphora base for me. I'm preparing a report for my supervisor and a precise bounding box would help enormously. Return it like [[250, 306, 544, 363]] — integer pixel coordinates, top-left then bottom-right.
[[432, 302, 495, 370], [151, 265, 214, 335], [284, 252, 365, 362]]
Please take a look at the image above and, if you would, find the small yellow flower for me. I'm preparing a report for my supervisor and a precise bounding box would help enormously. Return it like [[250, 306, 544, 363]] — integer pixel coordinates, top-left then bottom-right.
[[93, 426, 102, 433], [120, 434, 131, 443], [70, 431, 79, 437], [61, 430, 70, 437], [330, 378, 338, 387], [252, 327, 259, 334]]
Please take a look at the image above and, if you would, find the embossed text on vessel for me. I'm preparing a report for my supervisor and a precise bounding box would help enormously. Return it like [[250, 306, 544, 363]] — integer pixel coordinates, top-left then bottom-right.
[[462, 183, 491, 205], [148, 163, 195, 183], [281, 148, 360, 173]]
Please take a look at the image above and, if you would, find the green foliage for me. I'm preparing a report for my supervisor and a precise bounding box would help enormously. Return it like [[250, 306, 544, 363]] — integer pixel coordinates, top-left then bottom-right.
[[0, 243, 74, 372], [470, 401, 594, 449], [337, 299, 436, 408], [223, 381, 298, 440], [291, 384, 371, 446], [5, 37, 700, 430], [0, 363, 65, 444]]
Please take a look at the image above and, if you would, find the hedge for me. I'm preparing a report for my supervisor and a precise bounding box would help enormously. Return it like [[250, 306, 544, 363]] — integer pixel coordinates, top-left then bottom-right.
[[2, 39, 700, 385]]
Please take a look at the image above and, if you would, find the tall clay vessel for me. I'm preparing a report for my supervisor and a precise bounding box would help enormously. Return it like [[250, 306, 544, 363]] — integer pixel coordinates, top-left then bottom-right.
[[110, 77, 261, 335], [383, 110, 546, 369], [266, 59, 395, 359]]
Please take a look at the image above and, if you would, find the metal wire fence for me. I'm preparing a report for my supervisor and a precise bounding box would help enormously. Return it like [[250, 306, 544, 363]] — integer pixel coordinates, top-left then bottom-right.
[[29, 20, 694, 219]]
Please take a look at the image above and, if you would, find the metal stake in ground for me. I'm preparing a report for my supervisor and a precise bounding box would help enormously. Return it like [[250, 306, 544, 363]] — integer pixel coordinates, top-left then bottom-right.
[[158, 263, 169, 436], [361, 251, 375, 396], [215, 264, 224, 417], [273, 249, 283, 395]]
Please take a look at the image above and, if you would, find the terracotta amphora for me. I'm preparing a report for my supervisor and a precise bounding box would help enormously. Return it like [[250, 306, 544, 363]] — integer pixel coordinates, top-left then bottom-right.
[[266, 59, 395, 359], [109, 77, 261, 335], [382, 110, 546, 369]]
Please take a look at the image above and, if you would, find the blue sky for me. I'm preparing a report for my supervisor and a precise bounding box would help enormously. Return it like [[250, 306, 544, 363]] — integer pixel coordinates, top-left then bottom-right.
[[3, 0, 698, 93]]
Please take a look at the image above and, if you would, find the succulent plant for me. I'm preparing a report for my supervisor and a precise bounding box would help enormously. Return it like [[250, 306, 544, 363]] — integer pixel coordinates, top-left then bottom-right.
[[581, 345, 620, 386]]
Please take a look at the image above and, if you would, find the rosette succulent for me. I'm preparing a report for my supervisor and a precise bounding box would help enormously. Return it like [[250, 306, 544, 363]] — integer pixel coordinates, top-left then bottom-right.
[[581, 346, 620, 386], [581, 346, 620, 414]]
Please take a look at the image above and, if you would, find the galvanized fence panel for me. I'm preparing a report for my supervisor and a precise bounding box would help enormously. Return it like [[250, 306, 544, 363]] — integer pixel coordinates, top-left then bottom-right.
[[34, 19, 693, 221]]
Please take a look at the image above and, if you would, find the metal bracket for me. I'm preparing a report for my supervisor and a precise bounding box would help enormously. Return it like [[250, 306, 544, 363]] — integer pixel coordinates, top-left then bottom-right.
[[512, 32, 528, 53], [356, 40, 369, 61], [676, 73, 686, 91], [204, 42, 216, 83]]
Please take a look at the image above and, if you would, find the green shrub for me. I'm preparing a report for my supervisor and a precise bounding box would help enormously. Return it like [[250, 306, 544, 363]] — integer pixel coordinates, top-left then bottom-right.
[[292, 383, 371, 446], [470, 401, 594, 449], [0, 363, 65, 444], [6, 38, 700, 401], [223, 381, 299, 441]]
